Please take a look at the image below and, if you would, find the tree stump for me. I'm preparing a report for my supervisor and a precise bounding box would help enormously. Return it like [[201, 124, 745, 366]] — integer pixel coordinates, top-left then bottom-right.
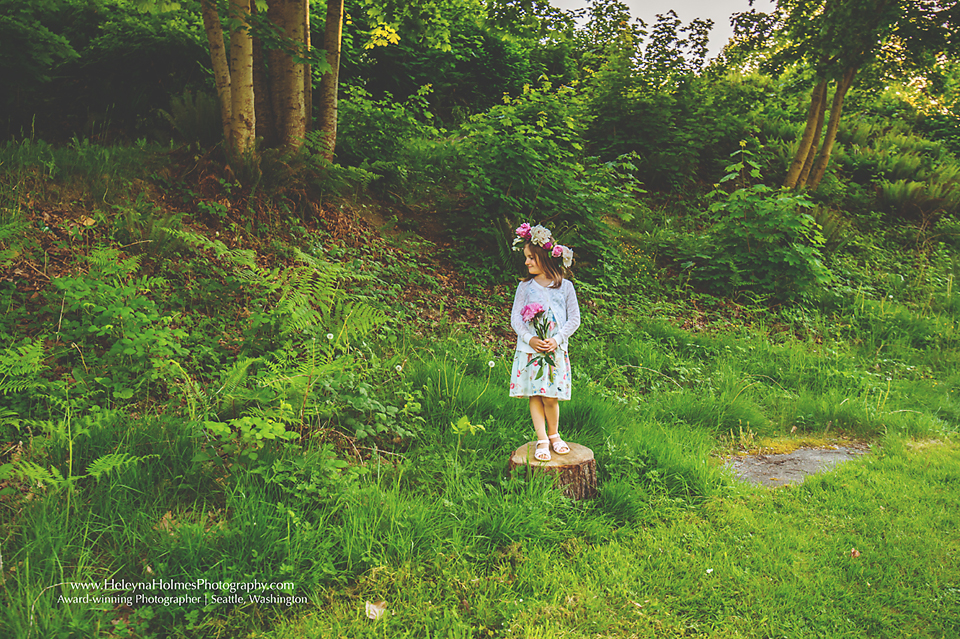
[[507, 442, 597, 500]]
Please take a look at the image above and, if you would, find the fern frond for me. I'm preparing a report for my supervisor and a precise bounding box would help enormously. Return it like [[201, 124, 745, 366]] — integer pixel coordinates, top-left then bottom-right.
[[327, 302, 387, 344], [295, 359, 338, 377], [0, 338, 47, 395], [16, 460, 61, 486], [164, 229, 257, 270], [274, 264, 341, 335], [86, 453, 157, 481], [217, 357, 260, 396]]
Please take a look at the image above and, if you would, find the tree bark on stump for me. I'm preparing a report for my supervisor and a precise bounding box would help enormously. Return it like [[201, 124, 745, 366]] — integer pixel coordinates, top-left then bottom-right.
[[508, 442, 597, 500]]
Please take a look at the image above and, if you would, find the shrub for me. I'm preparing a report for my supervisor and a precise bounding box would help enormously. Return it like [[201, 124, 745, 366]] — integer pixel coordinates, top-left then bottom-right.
[[451, 82, 641, 272], [672, 185, 831, 301]]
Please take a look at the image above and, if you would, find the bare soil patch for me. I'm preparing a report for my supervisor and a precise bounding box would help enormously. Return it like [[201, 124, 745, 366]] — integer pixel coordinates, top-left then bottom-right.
[[728, 445, 870, 487]]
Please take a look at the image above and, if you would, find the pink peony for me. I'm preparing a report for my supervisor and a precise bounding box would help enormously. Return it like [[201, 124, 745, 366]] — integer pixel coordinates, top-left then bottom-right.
[[521, 303, 544, 323], [543, 241, 553, 250], [516, 223, 532, 240], [552, 244, 563, 257]]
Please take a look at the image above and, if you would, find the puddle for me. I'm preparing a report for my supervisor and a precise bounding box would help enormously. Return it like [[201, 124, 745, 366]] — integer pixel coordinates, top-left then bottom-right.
[[727, 446, 869, 487]]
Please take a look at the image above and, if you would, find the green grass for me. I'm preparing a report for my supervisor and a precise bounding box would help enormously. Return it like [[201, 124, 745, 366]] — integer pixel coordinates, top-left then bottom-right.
[[3, 339, 957, 637], [265, 439, 960, 638]]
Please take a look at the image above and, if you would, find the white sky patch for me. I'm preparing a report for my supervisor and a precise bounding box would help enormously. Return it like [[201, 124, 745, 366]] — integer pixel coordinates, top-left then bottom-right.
[[549, 0, 777, 60]]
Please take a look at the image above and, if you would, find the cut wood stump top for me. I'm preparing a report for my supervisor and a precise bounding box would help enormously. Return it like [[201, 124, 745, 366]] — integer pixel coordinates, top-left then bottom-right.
[[509, 442, 594, 467]]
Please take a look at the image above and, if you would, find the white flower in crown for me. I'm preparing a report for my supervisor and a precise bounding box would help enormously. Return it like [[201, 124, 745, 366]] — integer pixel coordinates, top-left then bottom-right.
[[530, 225, 552, 247], [561, 245, 574, 268]]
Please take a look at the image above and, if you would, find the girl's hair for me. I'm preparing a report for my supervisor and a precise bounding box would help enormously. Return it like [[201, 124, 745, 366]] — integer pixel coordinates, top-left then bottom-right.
[[522, 241, 570, 288]]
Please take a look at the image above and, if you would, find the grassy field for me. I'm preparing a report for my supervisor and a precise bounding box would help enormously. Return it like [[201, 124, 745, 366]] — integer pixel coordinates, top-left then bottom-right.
[[0, 140, 958, 637]]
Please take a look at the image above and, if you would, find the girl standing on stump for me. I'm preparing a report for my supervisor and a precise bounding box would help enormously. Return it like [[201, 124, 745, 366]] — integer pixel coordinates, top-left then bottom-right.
[[509, 223, 580, 461]]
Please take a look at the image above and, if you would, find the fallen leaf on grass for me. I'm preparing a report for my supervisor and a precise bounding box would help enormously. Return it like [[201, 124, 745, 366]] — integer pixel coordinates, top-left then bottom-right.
[[365, 600, 387, 620], [850, 548, 861, 558]]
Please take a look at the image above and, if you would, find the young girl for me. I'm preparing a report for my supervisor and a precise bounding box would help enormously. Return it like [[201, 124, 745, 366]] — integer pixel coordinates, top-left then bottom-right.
[[508, 223, 580, 461]]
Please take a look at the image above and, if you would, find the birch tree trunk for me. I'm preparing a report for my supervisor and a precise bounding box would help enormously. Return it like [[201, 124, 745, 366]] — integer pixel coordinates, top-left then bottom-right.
[[277, 0, 306, 150], [229, 0, 255, 155], [783, 80, 827, 189], [303, 0, 312, 133], [200, 0, 231, 146], [318, 0, 344, 161], [807, 66, 858, 190]]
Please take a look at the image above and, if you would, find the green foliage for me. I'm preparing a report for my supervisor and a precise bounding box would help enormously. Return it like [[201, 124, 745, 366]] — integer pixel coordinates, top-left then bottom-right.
[[335, 84, 439, 183], [0, 337, 48, 396], [876, 178, 960, 223], [3, 0, 207, 139], [250, 443, 367, 504], [0, 137, 160, 206], [6, 4, 960, 637], [448, 82, 642, 272], [158, 89, 222, 148], [455, 82, 585, 227], [583, 24, 763, 189], [203, 404, 300, 466], [50, 246, 187, 401], [919, 112, 960, 156], [353, 11, 533, 121], [167, 229, 386, 345], [697, 185, 830, 300], [18, 451, 155, 489], [0, 0, 78, 98], [654, 146, 831, 300]]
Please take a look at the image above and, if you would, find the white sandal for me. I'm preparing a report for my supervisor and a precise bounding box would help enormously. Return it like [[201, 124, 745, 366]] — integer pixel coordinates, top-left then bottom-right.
[[533, 439, 551, 462], [549, 434, 570, 455]]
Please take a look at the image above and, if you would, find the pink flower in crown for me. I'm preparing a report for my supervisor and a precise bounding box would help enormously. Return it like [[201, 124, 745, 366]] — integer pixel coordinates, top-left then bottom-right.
[[552, 244, 563, 258], [521, 303, 544, 323], [516, 223, 532, 240], [543, 241, 553, 250]]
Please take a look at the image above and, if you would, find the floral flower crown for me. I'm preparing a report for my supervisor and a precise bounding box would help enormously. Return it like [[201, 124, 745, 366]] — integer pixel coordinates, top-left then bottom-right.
[[512, 223, 574, 268]]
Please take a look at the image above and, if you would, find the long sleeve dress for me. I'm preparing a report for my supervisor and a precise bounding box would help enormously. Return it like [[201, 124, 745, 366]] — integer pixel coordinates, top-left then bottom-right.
[[508, 278, 581, 400]]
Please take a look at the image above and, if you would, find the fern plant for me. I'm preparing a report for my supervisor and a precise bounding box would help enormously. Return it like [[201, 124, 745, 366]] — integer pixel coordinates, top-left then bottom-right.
[[166, 229, 386, 342], [15, 451, 157, 516], [14, 396, 157, 512], [0, 337, 48, 396]]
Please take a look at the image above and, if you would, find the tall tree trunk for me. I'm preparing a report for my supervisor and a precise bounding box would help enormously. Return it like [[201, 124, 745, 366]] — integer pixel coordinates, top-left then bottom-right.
[[277, 0, 306, 150], [796, 84, 828, 189], [783, 80, 827, 189], [303, 0, 312, 133], [808, 66, 858, 190], [200, 0, 232, 145], [318, 0, 344, 161], [229, 0, 255, 155]]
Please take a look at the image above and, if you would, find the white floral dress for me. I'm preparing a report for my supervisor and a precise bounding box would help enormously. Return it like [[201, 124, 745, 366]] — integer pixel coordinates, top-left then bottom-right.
[[508, 278, 580, 400]]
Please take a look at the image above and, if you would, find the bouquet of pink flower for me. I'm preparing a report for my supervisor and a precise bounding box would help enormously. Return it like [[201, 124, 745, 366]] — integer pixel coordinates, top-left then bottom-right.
[[520, 303, 556, 382]]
